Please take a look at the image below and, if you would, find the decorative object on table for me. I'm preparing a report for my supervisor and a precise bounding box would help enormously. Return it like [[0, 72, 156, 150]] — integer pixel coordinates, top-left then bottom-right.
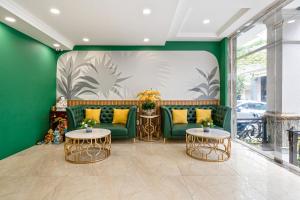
[[137, 89, 161, 116], [56, 96, 68, 111], [80, 118, 97, 133], [50, 110, 67, 131], [202, 119, 214, 132], [55, 119, 67, 143], [141, 101, 156, 116], [44, 129, 54, 144], [44, 117, 67, 144], [140, 115, 160, 142], [53, 130, 61, 144]]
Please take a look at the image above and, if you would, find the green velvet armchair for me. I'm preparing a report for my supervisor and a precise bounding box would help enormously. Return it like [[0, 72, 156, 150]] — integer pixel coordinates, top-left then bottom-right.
[[161, 105, 231, 140], [66, 105, 137, 140]]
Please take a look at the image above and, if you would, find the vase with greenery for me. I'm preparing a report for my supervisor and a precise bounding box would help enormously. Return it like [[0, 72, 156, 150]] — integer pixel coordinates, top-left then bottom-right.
[[80, 118, 97, 133], [137, 89, 161, 116], [141, 101, 156, 115], [202, 119, 214, 132]]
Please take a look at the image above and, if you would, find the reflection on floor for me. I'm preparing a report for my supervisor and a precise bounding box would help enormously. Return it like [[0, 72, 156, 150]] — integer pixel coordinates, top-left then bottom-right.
[[237, 138, 300, 168], [0, 140, 300, 200]]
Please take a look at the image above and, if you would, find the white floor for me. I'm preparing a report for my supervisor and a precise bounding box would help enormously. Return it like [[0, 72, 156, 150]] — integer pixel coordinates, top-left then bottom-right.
[[0, 140, 300, 200]]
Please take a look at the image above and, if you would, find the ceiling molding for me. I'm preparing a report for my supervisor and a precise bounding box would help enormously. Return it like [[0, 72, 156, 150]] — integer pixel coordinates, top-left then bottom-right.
[[216, 8, 250, 36], [0, 0, 73, 49]]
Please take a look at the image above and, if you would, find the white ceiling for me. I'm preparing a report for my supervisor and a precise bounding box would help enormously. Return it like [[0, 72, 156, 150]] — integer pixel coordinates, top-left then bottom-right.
[[0, 0, 277, 50]]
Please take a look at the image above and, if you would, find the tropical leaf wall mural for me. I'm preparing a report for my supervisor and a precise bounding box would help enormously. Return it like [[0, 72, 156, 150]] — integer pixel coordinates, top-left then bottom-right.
[[189, 66, 220, 100], [56, 51, 220, 100], [57, 52, 98, 99]]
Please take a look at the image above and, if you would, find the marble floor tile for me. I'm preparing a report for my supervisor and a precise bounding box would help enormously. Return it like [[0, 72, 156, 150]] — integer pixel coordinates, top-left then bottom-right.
[[0, 140, 299, 200]]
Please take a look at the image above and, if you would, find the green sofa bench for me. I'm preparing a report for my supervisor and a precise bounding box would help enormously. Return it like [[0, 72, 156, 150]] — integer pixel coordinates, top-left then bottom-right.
[[66, 105, 137, 140], [161, 105, 231, 140]]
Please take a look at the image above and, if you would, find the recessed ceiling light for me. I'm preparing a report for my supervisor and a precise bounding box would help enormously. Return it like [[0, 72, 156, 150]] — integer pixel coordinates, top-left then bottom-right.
[[203, 19, 210, 24], [50, 8, 60, 15], [143, 38, 150, 42], [143, 8, 151, 15], [5, 17, 16, 23], [245, 22, 252, 27], [53, 43, 60, 47], [287, 19, 296, 24], [82, 38, 90, 42]]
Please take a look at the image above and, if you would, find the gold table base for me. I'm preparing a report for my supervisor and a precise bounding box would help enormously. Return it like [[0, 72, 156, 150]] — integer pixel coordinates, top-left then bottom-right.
[[186, 134, 231, 162], [64, 134, 111, 164], [140, 116, 160, 142]]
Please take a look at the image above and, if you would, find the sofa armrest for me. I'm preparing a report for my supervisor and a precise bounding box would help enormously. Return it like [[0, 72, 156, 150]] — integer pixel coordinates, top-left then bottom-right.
[[222, 106, 231, 132], [213, 105, 231, 132], [126, 106, 137, 138], [66, 106, 84, 131], [161, 106, 173, 138]]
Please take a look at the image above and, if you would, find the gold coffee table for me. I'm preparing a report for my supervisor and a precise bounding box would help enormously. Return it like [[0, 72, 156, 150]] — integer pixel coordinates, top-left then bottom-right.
[[64, 128, 111, 164], [186, 128, 231, 162]]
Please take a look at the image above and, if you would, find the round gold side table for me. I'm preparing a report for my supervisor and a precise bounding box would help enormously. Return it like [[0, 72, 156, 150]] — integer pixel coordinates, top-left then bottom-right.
[[139, 115, 160, 142], [186, 128, 231, 162], [64, 128, 111, 164]]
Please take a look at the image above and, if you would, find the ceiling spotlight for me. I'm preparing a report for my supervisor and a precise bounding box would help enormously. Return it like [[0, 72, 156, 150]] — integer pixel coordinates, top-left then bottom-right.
[[53, 43, 60, 47], [203, 19, 210, 24], [245, 22, 252, 27], [287, 19, 296, 24], [5, 17, 16, 23], [50, 8, 60, 15], [143, 8, 152, 15], [143, 38, 150, 42], [83, 38, 90, 42]]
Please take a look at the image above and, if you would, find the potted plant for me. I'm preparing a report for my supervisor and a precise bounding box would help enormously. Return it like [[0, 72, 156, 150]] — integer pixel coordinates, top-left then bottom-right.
[[80, 118, 97, 133], [202, 119, 214, 132], [137, 89, 161, 116], [141, 101, 156, 116]]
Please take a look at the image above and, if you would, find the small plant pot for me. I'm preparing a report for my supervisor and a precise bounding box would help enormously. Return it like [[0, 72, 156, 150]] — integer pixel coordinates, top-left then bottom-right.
[[143, 109, 155, 116], [86, 127, 93, 133], [204, 127, 210, 132]]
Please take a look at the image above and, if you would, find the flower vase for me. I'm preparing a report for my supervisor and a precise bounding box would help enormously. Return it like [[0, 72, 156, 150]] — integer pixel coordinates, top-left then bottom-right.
[[86, 126, 93, 133], [204, 127, 210, 132], [143, 109, 155, 116]]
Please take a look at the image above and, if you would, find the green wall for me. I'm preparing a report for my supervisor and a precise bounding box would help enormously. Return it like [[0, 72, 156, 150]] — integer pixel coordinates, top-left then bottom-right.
[[73, 41, 228, 105], [0, 22, 58, 159]]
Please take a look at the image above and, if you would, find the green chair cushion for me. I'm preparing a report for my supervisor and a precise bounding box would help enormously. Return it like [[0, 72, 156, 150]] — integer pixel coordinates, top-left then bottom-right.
[[94, 123, 128, 137]]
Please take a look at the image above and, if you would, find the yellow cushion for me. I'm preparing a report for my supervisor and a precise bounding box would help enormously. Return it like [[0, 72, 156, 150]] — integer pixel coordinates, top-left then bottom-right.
[[85, 109, 101, 123], [196, 109, 212, 123], [172, 109, 188, 124], [112, 109, 130, 124]]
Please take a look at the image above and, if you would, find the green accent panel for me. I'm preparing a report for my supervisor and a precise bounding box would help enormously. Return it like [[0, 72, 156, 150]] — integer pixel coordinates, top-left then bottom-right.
[[219, 38, 229, 106], [73, 41, 221, 57], [0, 22, 57, 159]]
